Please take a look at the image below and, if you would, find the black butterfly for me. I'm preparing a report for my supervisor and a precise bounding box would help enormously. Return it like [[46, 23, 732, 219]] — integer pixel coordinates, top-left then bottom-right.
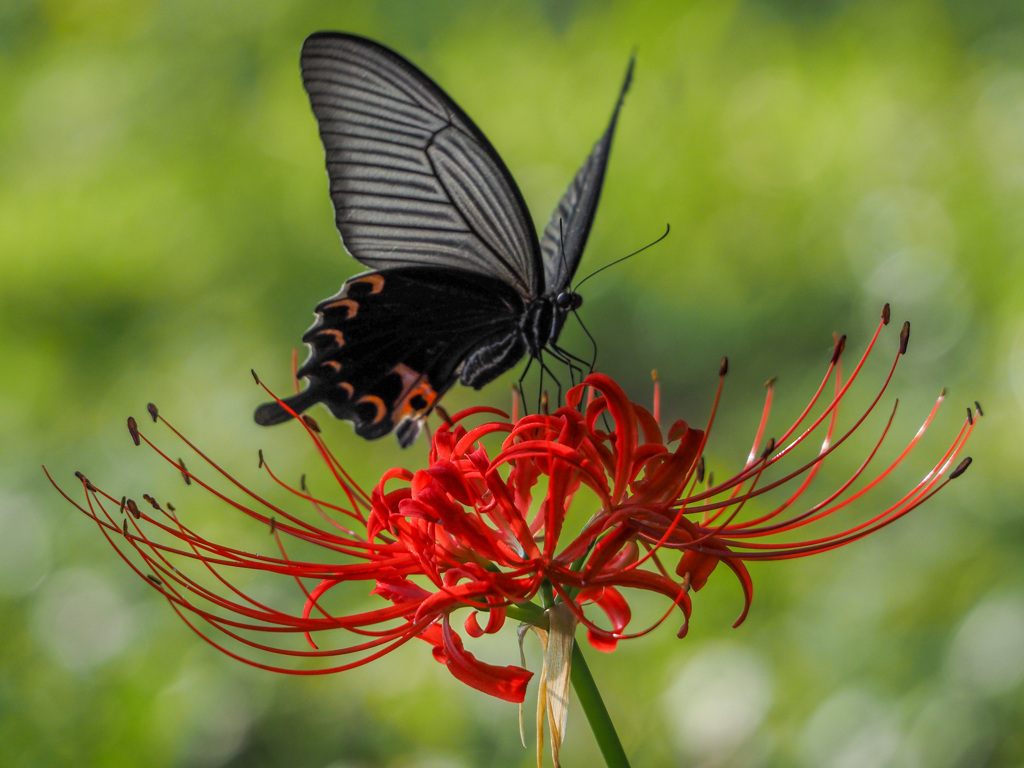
[[255, 32, 632, 447]]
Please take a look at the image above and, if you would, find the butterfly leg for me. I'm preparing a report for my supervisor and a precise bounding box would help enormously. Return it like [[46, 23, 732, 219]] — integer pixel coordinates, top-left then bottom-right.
[[534, 348, 566, 411], [570, 307, 599, 375], [516, 355, 534, 414], [548, 343, 590, 387], [521, 350, 563, 414]]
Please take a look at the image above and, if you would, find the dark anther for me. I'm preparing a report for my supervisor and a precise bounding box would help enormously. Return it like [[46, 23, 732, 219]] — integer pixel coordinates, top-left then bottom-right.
[[949, 457, 972, 479], [831, 335, 847, 365], [967, 407, 973, 425], [147, 403, 159, 422], [142, 494, 160, 510], [300, 474, 308, 492], [707, 471, 714, 488], [651, 369, 659, 383], [303, 415, 321, 433], [719, 357, 728, 376], [761, 437, 776, 460], [269, 517, 277, 535], [122, 519, 129, 537], [940, 387, 947, 398], [146, 574, 163, 587], [695, 456, 705, 484], [126, 499, 141, 519], [167, 503, 175, 512], [75, 471, 86, 481], [882, 303, 891, 325], [900, 322, 910, 354], [541, 392, 550, 414], [258, 449, 265, 468], [764, 376, 777, 389], [251, 369, 261, 384], [127, 417, 140, 446], [178, 458, 191, 485], [119, 496, 127, 514], [975, 401, 983, 417]]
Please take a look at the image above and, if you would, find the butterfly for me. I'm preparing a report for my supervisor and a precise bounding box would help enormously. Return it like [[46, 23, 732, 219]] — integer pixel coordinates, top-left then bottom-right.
[[254, 32, 633, 447]]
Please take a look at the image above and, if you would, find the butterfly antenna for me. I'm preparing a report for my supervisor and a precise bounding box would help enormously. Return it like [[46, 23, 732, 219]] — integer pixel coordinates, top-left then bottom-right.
[[573, 223, 670, 292], [558, 216, 570, 282]]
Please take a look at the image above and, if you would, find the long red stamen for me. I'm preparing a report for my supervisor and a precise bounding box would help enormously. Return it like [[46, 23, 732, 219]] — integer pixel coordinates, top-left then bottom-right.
[[52, 314, 976, 700]]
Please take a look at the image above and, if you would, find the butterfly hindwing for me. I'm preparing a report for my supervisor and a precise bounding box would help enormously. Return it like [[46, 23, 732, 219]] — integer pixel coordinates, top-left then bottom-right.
[[254, 267, 526, 447]]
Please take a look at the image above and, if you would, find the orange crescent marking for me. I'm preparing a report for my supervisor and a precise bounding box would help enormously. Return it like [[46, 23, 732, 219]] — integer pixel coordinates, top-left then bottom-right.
[[322, 360, 342, 372], [351, 274, 385, 294], [321, 298, 359, 318], [316, 328, 345, 347], [357, 394, 387, 424], [406, 384, 438, 414], [336, 381, 354, 399]]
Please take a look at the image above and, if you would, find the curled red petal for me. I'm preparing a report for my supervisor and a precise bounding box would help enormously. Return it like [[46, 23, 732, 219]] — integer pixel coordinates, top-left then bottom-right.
[[579, 586, 631, 652], [676, 548, 721, 592], [438, 615, 532, 703]]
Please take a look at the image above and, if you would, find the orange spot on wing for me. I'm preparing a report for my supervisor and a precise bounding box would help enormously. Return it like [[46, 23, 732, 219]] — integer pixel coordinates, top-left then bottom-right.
[[357, 394, 387, 424], [389, 364, 440, 422], [350, 274, 385, 294], [321, 298, 359, 318], [316, 328, 345, 347]]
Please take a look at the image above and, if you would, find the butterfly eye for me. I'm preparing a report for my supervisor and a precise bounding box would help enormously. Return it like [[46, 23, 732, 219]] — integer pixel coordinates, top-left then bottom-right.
[[556, 292, 583, 311]]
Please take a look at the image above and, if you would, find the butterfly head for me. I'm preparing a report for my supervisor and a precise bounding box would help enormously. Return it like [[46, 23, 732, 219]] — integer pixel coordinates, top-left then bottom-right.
[[555, 290, 583, 313], [548, 290, 583, 346]]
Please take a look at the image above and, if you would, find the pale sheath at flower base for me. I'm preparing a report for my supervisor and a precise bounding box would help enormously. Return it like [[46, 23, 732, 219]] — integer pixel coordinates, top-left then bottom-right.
[[49, 308, 977, 765]]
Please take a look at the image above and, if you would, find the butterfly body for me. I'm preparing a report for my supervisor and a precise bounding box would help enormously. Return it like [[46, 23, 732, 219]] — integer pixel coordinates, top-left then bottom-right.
[[256, 32, 632, 446]]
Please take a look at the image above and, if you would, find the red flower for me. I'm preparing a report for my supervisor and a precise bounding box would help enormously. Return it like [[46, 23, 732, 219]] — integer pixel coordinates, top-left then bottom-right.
[[49, 308, 976, 706]]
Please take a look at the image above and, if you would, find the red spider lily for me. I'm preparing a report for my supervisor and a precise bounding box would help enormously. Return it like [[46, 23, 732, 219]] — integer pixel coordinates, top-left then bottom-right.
[[48, 307, 977, 708]]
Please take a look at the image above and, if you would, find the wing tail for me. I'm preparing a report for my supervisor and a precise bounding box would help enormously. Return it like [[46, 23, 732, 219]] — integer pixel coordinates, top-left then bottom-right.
[[253, 387, 322, 426]]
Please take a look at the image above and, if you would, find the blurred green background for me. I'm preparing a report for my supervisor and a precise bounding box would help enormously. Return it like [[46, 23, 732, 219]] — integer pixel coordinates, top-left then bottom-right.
[[3, 0, 1022, 766]]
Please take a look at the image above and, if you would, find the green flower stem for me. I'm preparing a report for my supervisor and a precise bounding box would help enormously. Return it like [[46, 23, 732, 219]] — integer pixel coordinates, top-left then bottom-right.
[[506, 602, 546, 626], [571, 641, 631, 768]]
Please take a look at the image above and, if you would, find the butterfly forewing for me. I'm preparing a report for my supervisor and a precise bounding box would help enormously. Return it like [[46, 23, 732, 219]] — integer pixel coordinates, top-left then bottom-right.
[[301, 33, 542, 296], [539, 57, 634, 295]]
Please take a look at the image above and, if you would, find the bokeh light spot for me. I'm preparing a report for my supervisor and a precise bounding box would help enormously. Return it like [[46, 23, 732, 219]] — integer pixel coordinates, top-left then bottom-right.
[[0, 493, 52, 597], [798, 689, 902, 768], [30, 567, 136, 672], [945, 591, 1024, 697], [661, 642, 773, 761]]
